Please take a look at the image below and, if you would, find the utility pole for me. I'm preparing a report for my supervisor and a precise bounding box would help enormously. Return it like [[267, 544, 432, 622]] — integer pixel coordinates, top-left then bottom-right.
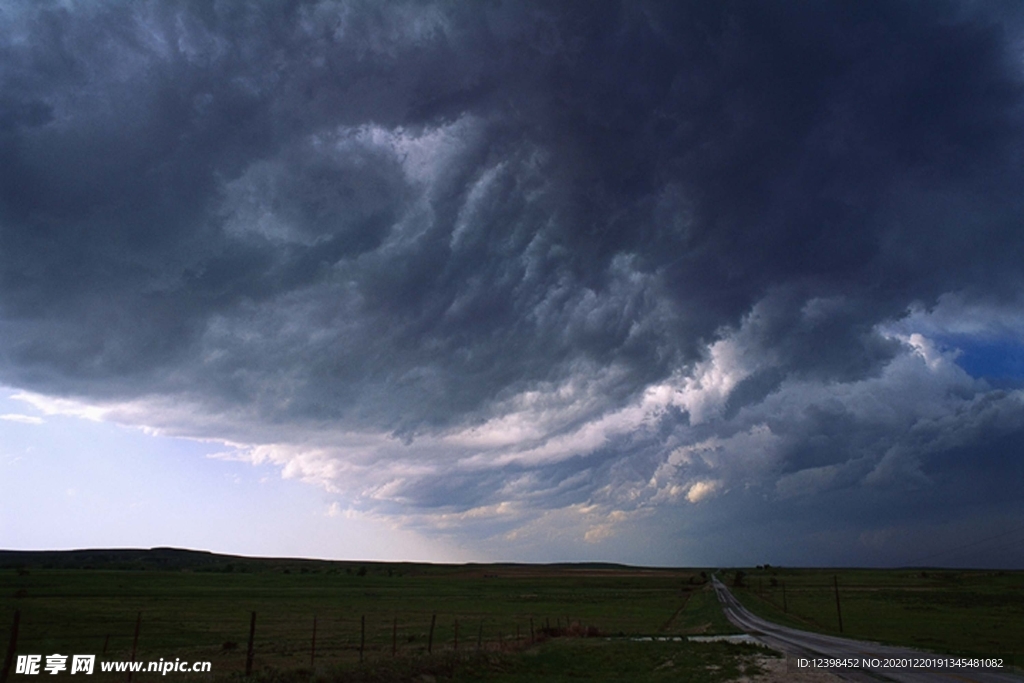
[[310, 616, 317, 668], [833, 575, 843, 633], [245, 612, 256, 676], [1, 610, 20, 683]]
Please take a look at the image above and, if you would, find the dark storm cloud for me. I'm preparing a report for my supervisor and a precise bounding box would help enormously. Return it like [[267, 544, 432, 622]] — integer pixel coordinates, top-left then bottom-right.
[[3, 0, 1024, 562]]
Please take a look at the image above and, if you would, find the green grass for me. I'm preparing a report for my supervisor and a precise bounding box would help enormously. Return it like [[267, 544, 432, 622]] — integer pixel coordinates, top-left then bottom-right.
[[722, 567, 1024, 663], [11, 557, 1021, 681], [215, 640, 772, 683], [669, 585, 741, 635], [410, 639, 769, 683], [0, 564, 739, 680]]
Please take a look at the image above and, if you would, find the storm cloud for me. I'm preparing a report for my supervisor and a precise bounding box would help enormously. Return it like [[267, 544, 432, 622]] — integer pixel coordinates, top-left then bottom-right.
[[3, 0, 1024, 566]]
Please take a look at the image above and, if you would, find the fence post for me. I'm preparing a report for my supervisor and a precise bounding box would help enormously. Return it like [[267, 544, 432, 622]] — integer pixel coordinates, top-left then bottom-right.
[[392, 616, 397, 657], [529, 617, 534, 644], [310, 615, 317, 668], [102, 634, 110, 656], [782, 582, 787, 613], [477, 622, 483, 651], [359, 615, 365, 664], [453, 619, 459, 651], [245, 612, 256, 676], [126, 612, 141, 683], [428, 614, 436, 654], [833, 576, 844, 633], [1, 609, 20, 683]]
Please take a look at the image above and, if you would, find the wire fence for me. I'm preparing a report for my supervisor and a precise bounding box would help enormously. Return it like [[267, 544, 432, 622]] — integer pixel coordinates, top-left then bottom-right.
[[1, 606, 600, 681]]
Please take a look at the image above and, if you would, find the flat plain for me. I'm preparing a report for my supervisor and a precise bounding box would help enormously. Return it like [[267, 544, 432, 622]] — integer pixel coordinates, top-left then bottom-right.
[[3, 552, 1022, 681], [0, 550, 745, 681]]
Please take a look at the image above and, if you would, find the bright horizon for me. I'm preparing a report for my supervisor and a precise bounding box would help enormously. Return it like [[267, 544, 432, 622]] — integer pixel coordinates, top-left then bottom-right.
[[2, 2, 1024, 569]]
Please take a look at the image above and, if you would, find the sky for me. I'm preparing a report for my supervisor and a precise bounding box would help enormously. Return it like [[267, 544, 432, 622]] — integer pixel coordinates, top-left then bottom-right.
[[2, 1, 1024, 569]]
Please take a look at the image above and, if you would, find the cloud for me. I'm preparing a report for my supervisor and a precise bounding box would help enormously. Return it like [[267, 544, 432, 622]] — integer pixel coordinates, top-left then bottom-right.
[[2, 1, 1024, 564], [0, 413, 43, 425], [685, 480, 722, 504]]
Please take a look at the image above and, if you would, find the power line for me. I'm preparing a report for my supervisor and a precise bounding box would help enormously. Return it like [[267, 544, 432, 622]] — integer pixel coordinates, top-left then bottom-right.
[[905, 523, 1024, 566]]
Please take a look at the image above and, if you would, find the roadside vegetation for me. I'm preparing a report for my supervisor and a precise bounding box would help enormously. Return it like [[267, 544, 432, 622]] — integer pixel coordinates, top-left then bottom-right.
[[214, 640, 769, 683], [723, 566, 1024, 663]]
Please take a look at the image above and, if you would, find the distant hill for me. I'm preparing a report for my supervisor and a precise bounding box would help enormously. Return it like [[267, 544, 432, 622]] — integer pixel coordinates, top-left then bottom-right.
[[0, 547, 386, 573], [0, 547, 249, 571], [0, 548, 681, 575]]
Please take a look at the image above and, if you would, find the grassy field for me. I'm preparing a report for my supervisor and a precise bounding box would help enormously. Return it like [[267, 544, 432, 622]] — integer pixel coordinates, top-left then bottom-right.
[[226, 639, 770, 683], [8, 551, 1022, 681], [0, 554, 748, 681], [723, 566, 1024, 663]]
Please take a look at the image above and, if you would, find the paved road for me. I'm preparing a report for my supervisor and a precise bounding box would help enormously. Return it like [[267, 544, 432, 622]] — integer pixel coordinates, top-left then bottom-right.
[[710, 576, 1022, 683]]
